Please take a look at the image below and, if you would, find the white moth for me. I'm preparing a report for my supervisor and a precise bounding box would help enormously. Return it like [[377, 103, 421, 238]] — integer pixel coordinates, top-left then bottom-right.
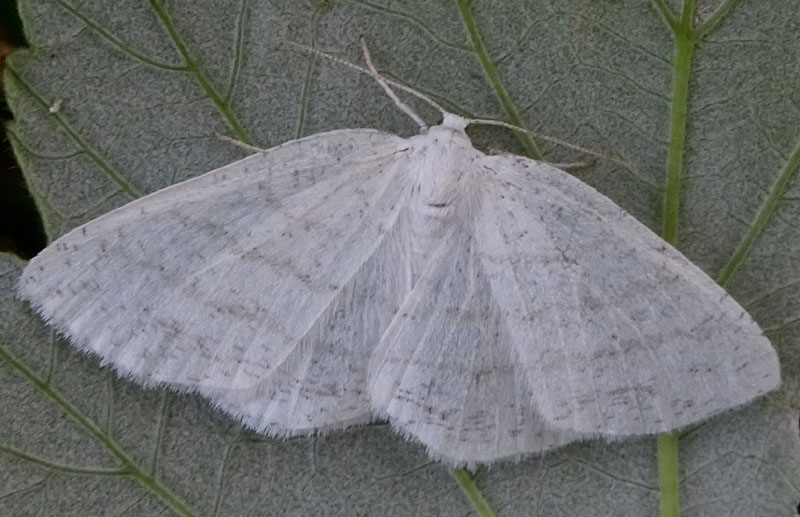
[[18, 44, 780, 467]]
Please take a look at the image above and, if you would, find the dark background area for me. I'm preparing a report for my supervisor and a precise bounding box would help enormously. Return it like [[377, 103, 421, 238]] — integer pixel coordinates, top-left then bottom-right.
[[1, 0, 46, 259]]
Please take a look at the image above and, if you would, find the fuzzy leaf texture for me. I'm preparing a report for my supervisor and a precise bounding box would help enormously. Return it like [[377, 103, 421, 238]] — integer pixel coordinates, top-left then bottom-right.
[[2, 0, 799, 516]]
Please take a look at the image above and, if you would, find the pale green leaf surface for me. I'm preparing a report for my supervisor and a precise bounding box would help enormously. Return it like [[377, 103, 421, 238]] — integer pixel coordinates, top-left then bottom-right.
[[2, 0, 800, 515]]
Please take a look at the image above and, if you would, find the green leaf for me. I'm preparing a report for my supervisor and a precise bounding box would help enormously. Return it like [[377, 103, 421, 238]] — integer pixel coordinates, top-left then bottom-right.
[[2, 0, 799, 515]]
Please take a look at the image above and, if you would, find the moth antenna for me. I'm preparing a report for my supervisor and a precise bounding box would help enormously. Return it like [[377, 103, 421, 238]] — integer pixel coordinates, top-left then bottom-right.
[[215, 133, 265, 154], [285, 40, 635, 174], [358, 37, 428, 132], [283, 39, 448, 123], [544, 160, 596, 171], [465, 117, 635, 173]]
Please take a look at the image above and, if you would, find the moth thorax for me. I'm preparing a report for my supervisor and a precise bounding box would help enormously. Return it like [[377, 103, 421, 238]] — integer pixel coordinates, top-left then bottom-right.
[[408, 134, 473, 280], [414, 127, 473, 209]]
